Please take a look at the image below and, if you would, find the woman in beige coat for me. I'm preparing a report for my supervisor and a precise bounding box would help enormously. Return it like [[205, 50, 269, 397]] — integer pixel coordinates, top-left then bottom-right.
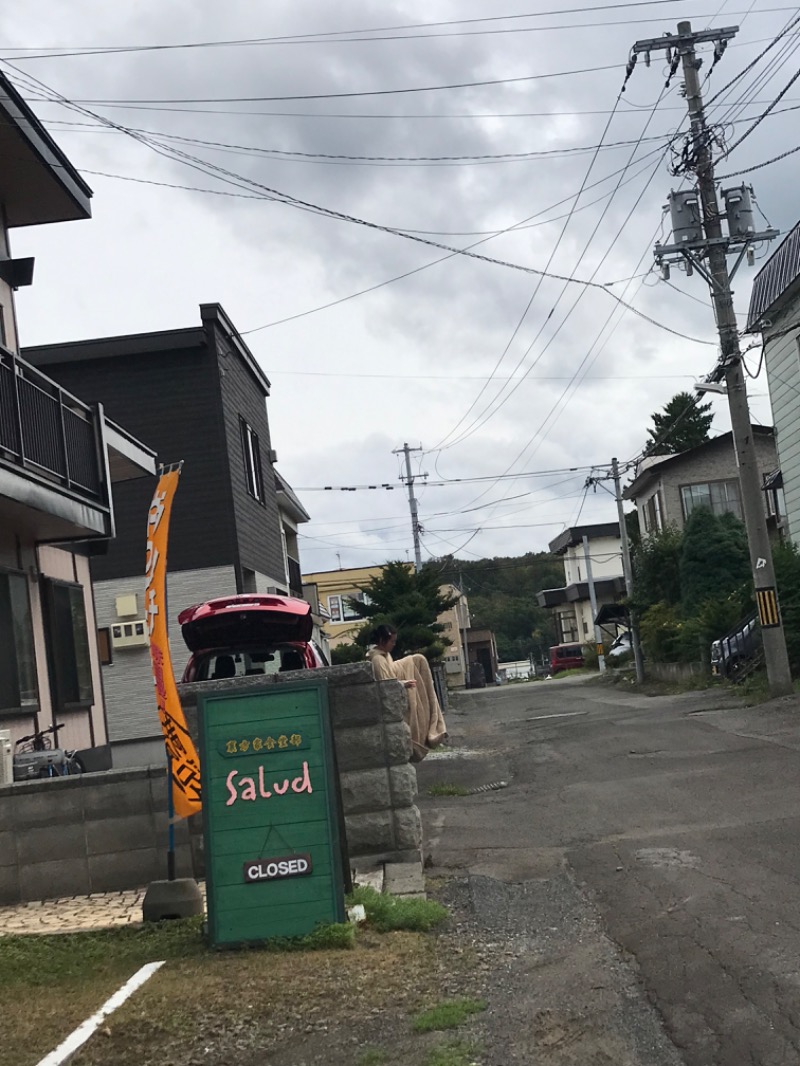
[[366, 624, 448, 762]]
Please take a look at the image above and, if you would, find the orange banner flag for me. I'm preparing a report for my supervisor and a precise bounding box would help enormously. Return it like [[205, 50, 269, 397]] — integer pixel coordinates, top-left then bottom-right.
[[146, 465, 202, 818]]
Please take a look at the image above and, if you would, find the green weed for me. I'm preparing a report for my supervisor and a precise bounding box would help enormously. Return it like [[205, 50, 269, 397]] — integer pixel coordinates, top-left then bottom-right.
[[425, 1040, 482, 1066], [348, 885, 448, 933], [428, 783, 470, 797], [413, 998, 487, 1033]]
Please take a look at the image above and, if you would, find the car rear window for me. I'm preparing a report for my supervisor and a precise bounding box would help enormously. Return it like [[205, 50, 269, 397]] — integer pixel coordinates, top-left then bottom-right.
[[197, 647, 306, 681]]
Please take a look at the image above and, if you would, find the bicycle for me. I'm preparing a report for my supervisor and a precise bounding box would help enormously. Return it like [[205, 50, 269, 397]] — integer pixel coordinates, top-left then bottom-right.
[[13, 723, 84, 781]]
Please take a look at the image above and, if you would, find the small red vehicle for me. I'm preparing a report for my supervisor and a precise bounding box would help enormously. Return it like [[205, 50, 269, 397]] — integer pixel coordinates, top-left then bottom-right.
[[549, 643, 585, 675], [178, 594, 327, 683]]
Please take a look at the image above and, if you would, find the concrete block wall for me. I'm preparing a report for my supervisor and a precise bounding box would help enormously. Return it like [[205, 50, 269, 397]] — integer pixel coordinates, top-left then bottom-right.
[[0, 767, 192, 905], [179, 662, 423, 872]]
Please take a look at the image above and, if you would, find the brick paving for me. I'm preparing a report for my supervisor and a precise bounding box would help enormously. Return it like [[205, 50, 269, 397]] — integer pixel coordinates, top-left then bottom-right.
[[0, 884, 207, 936]]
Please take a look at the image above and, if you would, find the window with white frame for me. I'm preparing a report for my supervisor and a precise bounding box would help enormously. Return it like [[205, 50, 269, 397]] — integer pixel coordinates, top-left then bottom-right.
[[644, 491, 663, 533], [327, 591, 371, 624], [681, 479, 742, 521]]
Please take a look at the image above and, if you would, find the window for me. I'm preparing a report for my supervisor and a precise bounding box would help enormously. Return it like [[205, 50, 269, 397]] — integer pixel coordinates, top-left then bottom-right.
[[327, 592, 370, 624], [341, 591, 370, 622], [644, 491, 663, 533], [97, 627, 113, 666], [327, 595, 342, 623], [0, 570, 39, 715], [42, 579, 93, 710], [681, 479, 742, 521], [240, 418, 264, 502]]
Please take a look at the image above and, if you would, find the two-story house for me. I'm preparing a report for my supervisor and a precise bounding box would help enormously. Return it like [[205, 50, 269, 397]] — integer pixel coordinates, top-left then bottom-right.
[[747, 222, 800, 546], [537, 523, 626, 643], [24, 304, 310, 767], [623, 428, 779, 537], [302, 564, 470, 685], [0, 71, 155, 766]]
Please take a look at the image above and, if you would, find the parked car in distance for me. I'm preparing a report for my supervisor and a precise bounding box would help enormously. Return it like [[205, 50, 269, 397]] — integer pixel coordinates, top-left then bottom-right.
[[549, 643, 584, 675], [178, 594, 327, 683], [606, 631, 633, 662], [710, 611, 762, 681]]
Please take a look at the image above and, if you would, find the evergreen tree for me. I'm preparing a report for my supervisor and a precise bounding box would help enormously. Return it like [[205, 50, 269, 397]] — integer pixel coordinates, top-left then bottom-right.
[[679, 508, 750, 612], [645, 391, 713, 455], [632, 526, 684, 611], [345, 561, 458, 660]]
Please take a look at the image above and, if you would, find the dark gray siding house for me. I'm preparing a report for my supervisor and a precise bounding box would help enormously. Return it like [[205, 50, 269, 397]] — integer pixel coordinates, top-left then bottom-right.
[[24, 304, 302, 766]]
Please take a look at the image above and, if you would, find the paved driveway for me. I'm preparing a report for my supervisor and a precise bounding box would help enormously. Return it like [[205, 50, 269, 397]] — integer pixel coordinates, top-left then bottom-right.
[[419, 678, 800, 1065]]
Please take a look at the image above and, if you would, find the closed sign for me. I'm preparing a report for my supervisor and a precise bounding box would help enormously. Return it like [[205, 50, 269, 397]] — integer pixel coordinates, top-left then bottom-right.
[[244, 853, 313, 883]]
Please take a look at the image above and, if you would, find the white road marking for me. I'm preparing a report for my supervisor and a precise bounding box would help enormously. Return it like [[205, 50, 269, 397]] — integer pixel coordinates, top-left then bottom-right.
[[37, 960, 165, 1066], [516, 711, 588, 723]]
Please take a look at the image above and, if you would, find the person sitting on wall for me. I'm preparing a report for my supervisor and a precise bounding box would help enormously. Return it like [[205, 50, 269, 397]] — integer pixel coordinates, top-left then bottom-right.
[[367, 624, 447, 762]]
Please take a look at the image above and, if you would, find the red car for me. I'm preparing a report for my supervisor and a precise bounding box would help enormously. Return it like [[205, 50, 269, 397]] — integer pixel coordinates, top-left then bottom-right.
[[178, 594, 326, 683], [549, 643, 585, 675]]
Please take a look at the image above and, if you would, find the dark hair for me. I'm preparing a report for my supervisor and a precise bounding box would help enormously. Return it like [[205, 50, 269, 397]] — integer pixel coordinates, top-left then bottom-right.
[[373, 624, 397, 645]]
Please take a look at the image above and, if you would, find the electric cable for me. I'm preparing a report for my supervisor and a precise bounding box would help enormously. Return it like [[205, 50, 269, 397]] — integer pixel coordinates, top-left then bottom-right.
[[2, 61, 715, 348]]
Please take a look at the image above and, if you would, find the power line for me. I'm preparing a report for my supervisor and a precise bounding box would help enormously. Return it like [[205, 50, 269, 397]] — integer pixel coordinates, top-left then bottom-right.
[[0, 1, 716, 58], [4, 62, 716, 349], [27, 62, 623, 105], [430, 73, 631, 452]]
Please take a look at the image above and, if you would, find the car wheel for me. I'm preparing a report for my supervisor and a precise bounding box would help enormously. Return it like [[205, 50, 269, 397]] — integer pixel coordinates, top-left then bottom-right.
[[726, 657, 744, 682]]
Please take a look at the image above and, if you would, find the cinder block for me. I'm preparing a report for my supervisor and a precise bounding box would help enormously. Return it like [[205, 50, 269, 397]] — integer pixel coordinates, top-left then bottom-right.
[[344, 811, 395, 856], [85, 814, 160, 856], [81, 779, 153, 821], [377, 680, 409, 723], [392, 807, 423, 852], [333, 726, 389, 772], [20, 858, 90, 902], [339, 769, 391, 815], [89, 848, 164, 893], [0, 862, 21, 905], [13, 785, 84, 830], [16, 822, 87, 866], [389, 764, 418, 808], [329, 684, 382, 728], [0, 829, 17, 867], [384, 861, 426, 897], [384, 722, 413, 765]]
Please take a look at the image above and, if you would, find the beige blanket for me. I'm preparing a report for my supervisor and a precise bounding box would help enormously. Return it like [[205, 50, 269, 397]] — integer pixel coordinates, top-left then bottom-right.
[[367, 649, 448, 761]]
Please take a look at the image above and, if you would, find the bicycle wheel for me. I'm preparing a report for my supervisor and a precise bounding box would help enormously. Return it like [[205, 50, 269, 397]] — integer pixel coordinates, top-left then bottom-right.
[[67, 755, 85, 775]]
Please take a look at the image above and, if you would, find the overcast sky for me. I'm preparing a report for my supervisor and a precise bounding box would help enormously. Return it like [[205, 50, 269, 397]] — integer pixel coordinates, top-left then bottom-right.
[[3, 1, 797, 571]]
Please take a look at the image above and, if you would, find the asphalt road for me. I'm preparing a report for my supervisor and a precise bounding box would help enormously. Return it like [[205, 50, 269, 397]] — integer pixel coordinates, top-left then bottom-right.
[[417, 677, 800, 1066]]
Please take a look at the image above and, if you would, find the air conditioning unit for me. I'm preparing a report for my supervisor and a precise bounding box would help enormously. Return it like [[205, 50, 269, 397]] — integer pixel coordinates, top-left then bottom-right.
[[110, 619, 150, 649], [0, 730, 13, 786]]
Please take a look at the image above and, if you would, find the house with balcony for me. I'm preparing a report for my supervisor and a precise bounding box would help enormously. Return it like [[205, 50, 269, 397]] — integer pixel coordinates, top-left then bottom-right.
[[623, 428, 779, 538], [24, 304, 310, 767], [537, 523, 626, 644], [746, 222, 800, 546], [0, 71, 155, 766]]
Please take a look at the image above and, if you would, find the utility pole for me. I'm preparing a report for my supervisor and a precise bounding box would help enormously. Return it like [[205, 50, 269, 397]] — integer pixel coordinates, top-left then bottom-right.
[[634, 21, 793, 696], [582, 535, 606, 673], [612, 458, 645, 684], [394, 442, 424, 571], [458, 569, 471, 689]]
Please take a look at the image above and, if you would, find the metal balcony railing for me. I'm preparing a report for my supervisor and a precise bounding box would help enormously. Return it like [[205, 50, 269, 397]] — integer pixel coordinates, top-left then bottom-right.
[[0, 347, 102, 497]]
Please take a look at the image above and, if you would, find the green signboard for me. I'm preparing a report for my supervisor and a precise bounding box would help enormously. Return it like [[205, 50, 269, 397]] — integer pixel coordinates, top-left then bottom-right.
[[198, 679, 346, 947]]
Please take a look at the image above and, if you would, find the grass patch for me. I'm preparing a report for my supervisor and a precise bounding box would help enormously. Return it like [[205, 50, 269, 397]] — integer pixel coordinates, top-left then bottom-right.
[[348, 886, 448, 933], [358, 1048, 389, 1066], [425, 1040, 482, 1066], [428, 782, 470, 797], [413, 998, 487, 1033]]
